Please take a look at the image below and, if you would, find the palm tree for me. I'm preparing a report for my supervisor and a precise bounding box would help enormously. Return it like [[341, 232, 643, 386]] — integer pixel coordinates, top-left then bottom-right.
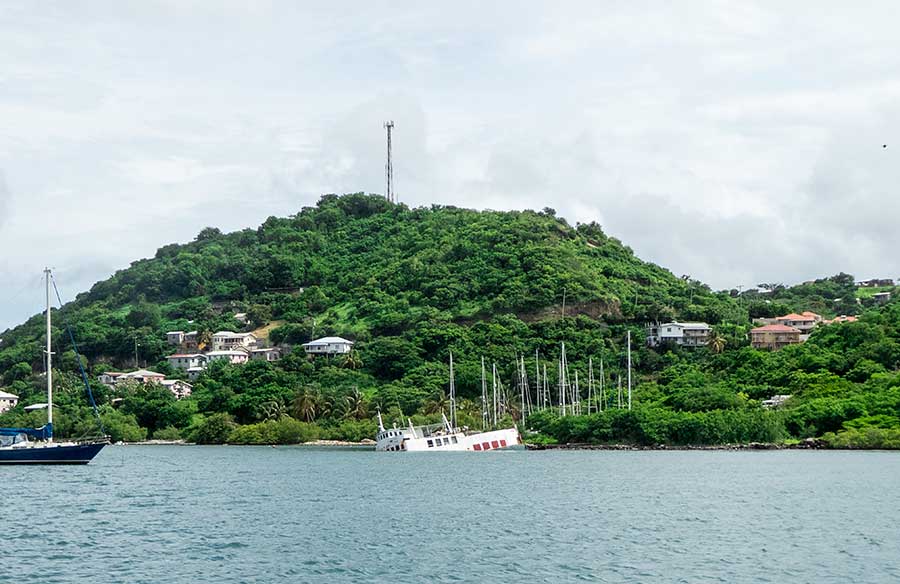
[[341, 350, 362, 370], [708, 331, 726, 354], [423, 391, 449, 415], [343, 386, 368, 420], [291, 387, 319, 422], [261, 398, 288, 421]]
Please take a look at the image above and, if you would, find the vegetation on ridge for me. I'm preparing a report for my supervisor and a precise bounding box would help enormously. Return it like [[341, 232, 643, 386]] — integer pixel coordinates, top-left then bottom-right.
[[0, 194, 898, 448]]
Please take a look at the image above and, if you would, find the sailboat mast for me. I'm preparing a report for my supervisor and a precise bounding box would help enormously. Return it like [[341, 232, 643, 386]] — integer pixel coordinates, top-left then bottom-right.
[[45, 267, 53, 441], [599, 358, 604, 412], [588, 357, 593, 415], [627, 330, 632, 411], [449, 351, 456, 430], [481, 357, 487, 431]]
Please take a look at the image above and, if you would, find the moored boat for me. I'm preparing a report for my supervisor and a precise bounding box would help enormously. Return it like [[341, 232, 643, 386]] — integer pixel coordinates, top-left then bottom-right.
[[0, 268, 108, 465]]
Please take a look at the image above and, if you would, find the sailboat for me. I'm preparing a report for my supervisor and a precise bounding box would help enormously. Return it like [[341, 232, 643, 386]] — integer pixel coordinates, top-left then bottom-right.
[[0, 269, 108, 464]]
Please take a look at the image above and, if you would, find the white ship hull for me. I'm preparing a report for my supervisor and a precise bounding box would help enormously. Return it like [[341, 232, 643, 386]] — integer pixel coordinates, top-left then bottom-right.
[[376, 425, 521, 452]]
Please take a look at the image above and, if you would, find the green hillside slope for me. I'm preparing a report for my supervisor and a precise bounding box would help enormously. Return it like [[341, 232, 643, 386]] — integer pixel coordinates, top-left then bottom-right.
[[1, 193, 897, 447]]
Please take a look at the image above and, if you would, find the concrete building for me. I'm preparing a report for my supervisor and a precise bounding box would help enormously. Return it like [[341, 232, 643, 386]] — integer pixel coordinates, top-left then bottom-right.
[[0, 390, 19, 414], [206, 350, 250, 365], [874, 292, 892, 304], [750, 324, 802, 351], [211, 331, 258, 351], [250, 348, 281, 362], [160, 379, 193, 400], [302, 336, 354, 356], [646, 322, 711, 348], [166, 353, 208, 373]]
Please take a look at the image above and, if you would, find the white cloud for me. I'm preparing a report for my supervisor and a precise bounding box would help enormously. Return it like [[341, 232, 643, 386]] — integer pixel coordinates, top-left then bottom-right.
[[2, 0, 900, 328]]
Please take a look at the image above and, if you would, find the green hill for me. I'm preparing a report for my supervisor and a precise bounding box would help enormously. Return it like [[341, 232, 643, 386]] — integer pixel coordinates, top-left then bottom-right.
[[1, 193, 898, 447]]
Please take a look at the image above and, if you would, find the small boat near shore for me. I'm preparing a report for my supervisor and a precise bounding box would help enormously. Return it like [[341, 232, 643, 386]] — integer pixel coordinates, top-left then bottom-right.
[[0, 268, 108, 465]]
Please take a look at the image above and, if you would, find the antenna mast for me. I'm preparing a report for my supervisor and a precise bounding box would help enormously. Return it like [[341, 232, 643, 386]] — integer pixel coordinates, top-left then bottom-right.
[[384, 120, 395, 203]]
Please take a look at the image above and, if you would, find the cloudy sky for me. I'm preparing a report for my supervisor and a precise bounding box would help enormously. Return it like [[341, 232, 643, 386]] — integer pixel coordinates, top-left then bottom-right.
[[2, 1, 899, 330]]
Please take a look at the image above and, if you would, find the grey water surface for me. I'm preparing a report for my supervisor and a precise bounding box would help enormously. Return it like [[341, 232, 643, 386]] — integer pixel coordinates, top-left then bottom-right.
[[2, 446, 898, 583]]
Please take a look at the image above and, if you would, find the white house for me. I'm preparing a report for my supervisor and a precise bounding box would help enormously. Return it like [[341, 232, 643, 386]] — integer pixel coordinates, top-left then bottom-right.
[[117, 369, 167, 384], [166, 353, 208, 373], [302, 336, 354, 356], [211, 331, 258, 351], [250, 348, 281, 362], [160, 379, 193, 399], [0, 390, 19, 414], [646, 322, 711, 348], [206, 350, 250, 365]]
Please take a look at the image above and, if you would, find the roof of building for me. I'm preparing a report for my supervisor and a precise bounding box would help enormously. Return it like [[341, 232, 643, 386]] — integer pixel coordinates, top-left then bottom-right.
[[213, 331, 257, 338], [659, 321, 710, 330], [800, 311, 821, 318], [102, 371, 125, 377], [0, 390, 19, 399], [206, 350, 249, 357], [250, 347, 279, 353], [167, 353, 206, 359], [166, 330, 184, 335], [121, 369, 166, 378], [776, 313, 816, 321], [303, 336, 354, 346], [751, 324, 802, 333], [160, 379, 193, 388]]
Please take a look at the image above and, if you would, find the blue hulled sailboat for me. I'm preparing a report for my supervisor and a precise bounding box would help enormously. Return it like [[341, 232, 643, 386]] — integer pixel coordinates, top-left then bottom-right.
[[0, 269, 108, 464]]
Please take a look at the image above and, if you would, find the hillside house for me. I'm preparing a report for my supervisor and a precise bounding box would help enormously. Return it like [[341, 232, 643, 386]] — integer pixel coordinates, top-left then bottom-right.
[[774, 313, 820, 340], [160, 379, 193, 399], [825, 315, 859, 324], [211, 331, 258, 351], [0, 390, 19, 414], [857, 278, 895, 287], [166, 353, 208, 373], [234, 313, 249, 324], [206, 350, 250, 365], [750, 324, 802, 351], [167, 330, 200, 351], [98, 372, 126, 385], [118, 369, 167, 384], [250, 348, 281, 362], [874, 292, 892, 304], [302, 336, 354, 356], [646, 322, 711, 348]]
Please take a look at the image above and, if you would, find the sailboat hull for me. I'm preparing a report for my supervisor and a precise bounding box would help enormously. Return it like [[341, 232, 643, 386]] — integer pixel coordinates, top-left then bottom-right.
[[0, 441, 107, 465]]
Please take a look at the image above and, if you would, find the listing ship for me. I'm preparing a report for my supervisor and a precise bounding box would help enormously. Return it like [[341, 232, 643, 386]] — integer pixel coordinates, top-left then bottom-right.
[[0, 269, 108, 465], [375, 412, 521, 452], [375, 352, 522, 452]]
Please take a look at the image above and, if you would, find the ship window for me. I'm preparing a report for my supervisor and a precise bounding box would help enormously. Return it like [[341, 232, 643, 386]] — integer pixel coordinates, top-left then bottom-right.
[[491, 440, 500, 449], [451, 436, 458, 444], [500, 439, 507, 447], [473, 443, 482, 451], [482, 442, 490, 450], [443, 437, 450, 445], [427, 440, 433, 447]]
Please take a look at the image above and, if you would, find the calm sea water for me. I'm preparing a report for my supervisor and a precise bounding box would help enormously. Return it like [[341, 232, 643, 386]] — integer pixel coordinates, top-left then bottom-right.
[[2, 446, 898, 583]]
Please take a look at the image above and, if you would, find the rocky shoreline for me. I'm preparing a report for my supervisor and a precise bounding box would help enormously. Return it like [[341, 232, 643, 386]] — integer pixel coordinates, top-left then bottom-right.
[[525, 438, 828, 451]]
